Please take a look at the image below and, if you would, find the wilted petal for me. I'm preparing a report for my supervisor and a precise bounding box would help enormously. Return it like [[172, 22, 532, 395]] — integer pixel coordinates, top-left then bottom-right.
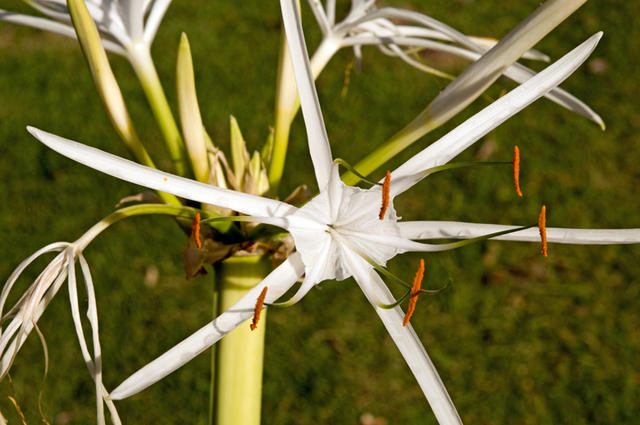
[[109, 253, 306, 400]]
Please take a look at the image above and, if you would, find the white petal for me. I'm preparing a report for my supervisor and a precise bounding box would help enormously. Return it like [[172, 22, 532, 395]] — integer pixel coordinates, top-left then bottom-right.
[[390, 32, 602, 194], [109, 253, 306, 400], [0, 10, 126, 55], [280, 0, 334, 190], [67, 256, 105, 425], [143, 0, 172, 44], [0, 252, 70, 377], [121, 0, 145, 42], [1, 242, 69, 320], [342, 35, 601, 127], [398, 221, 640, 245], [307, 0, 330, 36], [27, 127, 296, 218], [343, 250, 462, 425]]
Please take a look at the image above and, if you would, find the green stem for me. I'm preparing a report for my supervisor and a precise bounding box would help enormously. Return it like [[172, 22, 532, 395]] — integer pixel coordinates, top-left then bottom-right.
[[128, 43, 189, 176], [213, 255, 271, 425], [208, 278, 218, 425]]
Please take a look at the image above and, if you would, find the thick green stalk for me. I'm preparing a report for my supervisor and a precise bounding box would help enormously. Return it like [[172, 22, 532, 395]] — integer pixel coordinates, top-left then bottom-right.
[[128, 43, 189, 176], [213, 255, 271, 425]]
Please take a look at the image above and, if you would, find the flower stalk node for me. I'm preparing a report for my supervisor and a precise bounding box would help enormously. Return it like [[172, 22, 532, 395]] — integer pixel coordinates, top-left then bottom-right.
[[250, 287, 268, 331], [403, 259, 425, 326]]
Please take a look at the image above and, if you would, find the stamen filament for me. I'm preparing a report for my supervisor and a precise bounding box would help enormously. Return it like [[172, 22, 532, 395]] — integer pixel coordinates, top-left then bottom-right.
[[379, 171, 391, 220], [191, 213, 202, 248], [403, 259, 425, 326], [250, 287, 268, 331], [513, 146, 523, 197], [538, 205, 548, 256], [333, 158, 381, 186]]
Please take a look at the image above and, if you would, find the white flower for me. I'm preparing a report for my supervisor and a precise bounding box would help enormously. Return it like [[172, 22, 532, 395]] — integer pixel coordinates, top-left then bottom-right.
[[304, 0, 603, 127], [26, 13, 640, 422], [0, 0, 171, 56]]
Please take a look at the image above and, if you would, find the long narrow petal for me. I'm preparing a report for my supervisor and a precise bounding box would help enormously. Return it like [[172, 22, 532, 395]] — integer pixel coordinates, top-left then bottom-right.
[[343, 250, 462, 425], [307, 0, 330, 36], [109, 252, 306, 400], [27, 127, 296, 218], [280, 0, 334, 190], [342, 35, 601, 127], [122, 0, 145, 42], [143, 0, 172, 44], [398, 221, 640, 245], [67, 257, 105, 425], [390, 32, 602, 194], [0, 10, 126, 55], [1, 242, 69, 320]]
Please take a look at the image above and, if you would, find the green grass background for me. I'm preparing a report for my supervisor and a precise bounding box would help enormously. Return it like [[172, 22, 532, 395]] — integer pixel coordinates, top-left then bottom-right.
[[0, 0, 639, 423]]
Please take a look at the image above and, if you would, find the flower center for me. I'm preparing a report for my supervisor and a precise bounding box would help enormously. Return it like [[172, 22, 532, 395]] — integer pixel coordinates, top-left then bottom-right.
[[289, 178, 402, 283]]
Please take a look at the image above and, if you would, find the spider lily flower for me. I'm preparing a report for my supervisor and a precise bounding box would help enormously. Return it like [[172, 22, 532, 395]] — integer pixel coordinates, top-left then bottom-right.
[[0, 0, 172, 57], [26, 23, 640, 423], [1, 0, 188, 177], [303, 0, 602, 128]]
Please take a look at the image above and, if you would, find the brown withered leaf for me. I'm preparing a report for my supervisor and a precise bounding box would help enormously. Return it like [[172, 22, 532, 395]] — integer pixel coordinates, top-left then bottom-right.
[[283, 184, 312, 206], [183, 236, 233, 280]]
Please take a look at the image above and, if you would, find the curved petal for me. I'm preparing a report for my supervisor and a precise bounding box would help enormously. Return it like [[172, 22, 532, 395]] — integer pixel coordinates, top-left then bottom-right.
[[121, 0, 144, 42], [27, 127, 296, 218], [109, 252, 306, 400], [342, 35, 601, 127], [1, 242, 69, 320], [390, 32, 602, 195], [0, 10, 126, 54], [398, 221, 640, 245], [280, 0, 334, 190], [143, 0, 171, 44], [343, 250, 462, 425]]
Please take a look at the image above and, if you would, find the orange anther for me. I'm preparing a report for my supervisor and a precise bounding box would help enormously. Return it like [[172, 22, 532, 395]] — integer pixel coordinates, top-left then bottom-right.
[[250, 286, 268, 331], [403, 259, 425, 327], [513, 146, 523, 197], [163, 177, 167, 181], [191, 213, 202, 249], [379, 171, 391, 220], [538, 205, 548, 257]]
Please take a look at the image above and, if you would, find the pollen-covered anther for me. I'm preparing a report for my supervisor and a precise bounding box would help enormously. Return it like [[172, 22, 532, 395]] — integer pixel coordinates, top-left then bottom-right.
[[379, 171, 391, 220], [538, 205, 548, 257], [513, 145, 523, 197], [191, 213, 202, 249], [403, 259, 425, 327], [250, 286, 268, 331]]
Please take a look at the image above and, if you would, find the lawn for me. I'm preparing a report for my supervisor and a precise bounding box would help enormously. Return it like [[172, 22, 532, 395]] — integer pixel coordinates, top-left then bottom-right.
[[0, 1, 638, 424]]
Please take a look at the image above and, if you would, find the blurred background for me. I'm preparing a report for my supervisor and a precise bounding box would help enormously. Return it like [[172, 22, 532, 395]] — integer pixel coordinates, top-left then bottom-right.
[[0, 0, 638, 423]]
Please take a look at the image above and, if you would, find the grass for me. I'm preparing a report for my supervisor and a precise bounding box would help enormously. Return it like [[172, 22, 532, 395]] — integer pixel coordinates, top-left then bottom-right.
[[0, 0, 639, 424]]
